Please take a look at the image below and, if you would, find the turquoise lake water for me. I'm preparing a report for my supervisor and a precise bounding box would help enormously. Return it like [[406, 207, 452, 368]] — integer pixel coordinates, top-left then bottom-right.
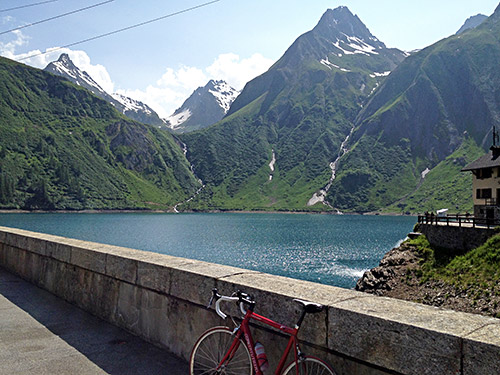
[[0, 213, 416, 289]]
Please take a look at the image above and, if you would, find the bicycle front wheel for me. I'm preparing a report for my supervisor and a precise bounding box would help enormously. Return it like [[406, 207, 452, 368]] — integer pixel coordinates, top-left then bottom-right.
[[189, 326, 253, 375], [282, 356, 337, 375]]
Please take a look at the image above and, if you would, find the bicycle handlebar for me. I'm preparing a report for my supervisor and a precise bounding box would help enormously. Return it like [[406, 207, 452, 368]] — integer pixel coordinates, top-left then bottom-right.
[[207, 289, 255, 320]]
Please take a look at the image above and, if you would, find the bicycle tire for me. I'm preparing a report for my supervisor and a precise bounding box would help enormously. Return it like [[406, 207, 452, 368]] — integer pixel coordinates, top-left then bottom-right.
[[189, 326, 253, 375], [282, 356, 337, 375]]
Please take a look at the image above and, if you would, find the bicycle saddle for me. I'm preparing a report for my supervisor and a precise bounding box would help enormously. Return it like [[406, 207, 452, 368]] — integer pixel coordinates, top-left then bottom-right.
[[293, 299, 324, 314]]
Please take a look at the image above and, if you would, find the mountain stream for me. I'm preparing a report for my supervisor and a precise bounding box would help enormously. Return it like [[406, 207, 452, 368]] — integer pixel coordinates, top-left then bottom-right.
[[307, 126, 355, 210], [173, 142, 205, 213]]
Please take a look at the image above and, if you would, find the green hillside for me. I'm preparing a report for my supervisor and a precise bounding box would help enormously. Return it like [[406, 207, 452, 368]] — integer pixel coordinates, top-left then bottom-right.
[[0, 57, 200, 210]]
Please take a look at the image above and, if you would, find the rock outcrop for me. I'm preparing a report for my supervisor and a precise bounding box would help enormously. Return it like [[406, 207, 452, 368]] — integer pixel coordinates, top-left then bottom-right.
[[356, 240, 500, 318]]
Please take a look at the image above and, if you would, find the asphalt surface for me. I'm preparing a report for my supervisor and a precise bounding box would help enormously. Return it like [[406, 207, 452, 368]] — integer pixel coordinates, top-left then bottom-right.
[[0, 268, 188, 375]]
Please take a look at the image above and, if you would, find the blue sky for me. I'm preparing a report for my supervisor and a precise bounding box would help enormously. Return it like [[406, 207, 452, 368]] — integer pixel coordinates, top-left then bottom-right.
[[0, 0, 498, 117]]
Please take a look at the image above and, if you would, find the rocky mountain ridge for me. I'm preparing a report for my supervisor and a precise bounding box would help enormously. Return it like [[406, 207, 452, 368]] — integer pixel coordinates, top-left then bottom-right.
[[456, 14, 488, 34], [44, 54, 165, 128]]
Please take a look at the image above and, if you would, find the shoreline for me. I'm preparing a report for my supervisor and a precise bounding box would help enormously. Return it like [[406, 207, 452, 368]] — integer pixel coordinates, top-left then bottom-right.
[[0, 208, 417, 216]]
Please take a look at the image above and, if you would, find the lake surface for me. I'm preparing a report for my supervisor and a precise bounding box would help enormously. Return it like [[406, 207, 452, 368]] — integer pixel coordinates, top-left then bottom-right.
[[0, 213, 416, 289]]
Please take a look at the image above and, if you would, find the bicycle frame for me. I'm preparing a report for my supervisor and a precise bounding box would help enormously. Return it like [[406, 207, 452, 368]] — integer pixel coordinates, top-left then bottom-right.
[[218, 307, 301, 375]]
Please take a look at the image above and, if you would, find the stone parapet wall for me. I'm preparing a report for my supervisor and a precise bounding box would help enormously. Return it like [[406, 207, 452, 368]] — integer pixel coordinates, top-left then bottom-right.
[[1, 226, 499, 375], [418, 223, 495, 252]]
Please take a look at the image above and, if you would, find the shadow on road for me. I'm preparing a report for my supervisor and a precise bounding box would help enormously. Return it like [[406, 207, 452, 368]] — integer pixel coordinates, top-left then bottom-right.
[[0, 268, 188, 375]]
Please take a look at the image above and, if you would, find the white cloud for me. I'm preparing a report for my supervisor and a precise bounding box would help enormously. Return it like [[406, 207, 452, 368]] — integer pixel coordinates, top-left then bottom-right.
[[121, 53, 274, 118], [2, 16, 14, 25], [0, 30, 30, 57], [206, 53, 274, 90], [0, 31, 274, 119], [116, 86, 187, 119], [157, 66, 207, 91]]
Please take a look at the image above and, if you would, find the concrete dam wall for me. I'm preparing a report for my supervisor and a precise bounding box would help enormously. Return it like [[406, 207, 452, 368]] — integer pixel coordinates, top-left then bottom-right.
[[0, 226, 499, 374]]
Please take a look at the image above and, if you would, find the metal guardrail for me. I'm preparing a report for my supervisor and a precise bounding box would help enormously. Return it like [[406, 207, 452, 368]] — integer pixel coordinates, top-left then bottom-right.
[[418, 215, 500, 229]]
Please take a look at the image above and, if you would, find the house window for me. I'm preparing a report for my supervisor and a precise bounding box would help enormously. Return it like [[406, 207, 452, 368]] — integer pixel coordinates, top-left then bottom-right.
[[478, 168, 493, 179], [477, 188, 492, 199]]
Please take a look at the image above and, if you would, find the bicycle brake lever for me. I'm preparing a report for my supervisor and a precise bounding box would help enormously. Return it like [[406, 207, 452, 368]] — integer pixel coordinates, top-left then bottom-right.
[[207, 288, 219, 309], [207, 295, 214, 309]]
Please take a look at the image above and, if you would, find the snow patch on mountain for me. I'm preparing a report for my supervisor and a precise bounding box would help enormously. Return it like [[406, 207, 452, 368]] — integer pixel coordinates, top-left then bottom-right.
[[268, 149, 276, 181], [421, 168, 431, 179], [320, 56, 351, 72], [370, 71, 391, 78], [112, 93, 152, 115], [208, 80, 239, 113], [168, 109, 192, 129], [48, 54, 106, 96], [333, 35, 381, 57]]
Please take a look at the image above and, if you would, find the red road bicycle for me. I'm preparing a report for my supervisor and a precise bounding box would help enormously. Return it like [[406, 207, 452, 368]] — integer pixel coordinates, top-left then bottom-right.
[[189, 289, 337, 375]]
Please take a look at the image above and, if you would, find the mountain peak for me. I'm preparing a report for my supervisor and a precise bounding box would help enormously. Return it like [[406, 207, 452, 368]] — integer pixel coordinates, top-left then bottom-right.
[[166, 79, 239, 133], [314, 6, 386, 51], [45, 53, 105, 95], [58, 53, 71, 64], [456, 14, 488, 34]]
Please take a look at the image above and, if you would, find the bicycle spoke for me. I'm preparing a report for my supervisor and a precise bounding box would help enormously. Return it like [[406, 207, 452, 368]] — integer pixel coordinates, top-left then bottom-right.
[[190, 328, 252, 375], [283, 357, 336, 375]]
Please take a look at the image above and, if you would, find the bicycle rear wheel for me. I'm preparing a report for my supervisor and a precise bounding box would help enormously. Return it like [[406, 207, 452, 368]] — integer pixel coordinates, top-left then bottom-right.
[[282, 356, 337, 375], [189, 326, 253, 375]]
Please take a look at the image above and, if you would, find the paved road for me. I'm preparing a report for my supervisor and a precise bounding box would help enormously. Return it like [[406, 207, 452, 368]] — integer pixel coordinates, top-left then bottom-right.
[[0, 268, 188, 375]]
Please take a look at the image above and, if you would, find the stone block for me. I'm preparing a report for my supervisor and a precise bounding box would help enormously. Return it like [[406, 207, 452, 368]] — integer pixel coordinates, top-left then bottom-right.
[[169, 261, 248, 306], [137, 262, 173, 295], [161, 297, 223, 361], [47, 261, 78, 302], [136, 255, 194, 295], [2, 245, 16, 275], [11, 247, 27, 277], [4, 231, 26, 249], [463, 322, 500, 374], [327, 295, 495, 375], [135, 288, 170, 345], [105, 252, 137, 284], [24, 235, 48, 256], [71, 245, 106, 274], [88, 272, 120, 322], [46, 241, 72, 263], [115, 282, 142, 336], [27, 253, 48, 288]]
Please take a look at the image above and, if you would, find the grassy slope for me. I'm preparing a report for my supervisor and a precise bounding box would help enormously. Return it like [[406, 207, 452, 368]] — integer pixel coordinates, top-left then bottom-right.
[[408, 233, 500, 316]]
